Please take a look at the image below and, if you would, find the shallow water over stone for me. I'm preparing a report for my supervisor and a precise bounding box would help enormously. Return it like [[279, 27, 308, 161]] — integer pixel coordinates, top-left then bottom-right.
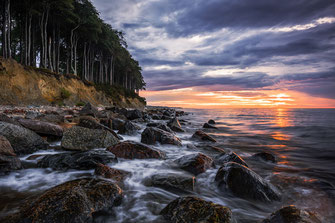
[[0, 108, 334, 222]]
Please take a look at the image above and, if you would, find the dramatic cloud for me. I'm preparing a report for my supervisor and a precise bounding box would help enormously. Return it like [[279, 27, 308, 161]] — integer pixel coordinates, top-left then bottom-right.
[[94, 0, 335, 105]]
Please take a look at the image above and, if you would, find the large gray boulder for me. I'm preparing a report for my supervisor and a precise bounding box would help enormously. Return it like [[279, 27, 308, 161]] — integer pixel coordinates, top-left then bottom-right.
[[141, 127, 182, 146], [18, 119, 63, 137], [215, 162, 281, 202], [2, 178, 123, 223], [0, 121, 48, 155], [78, 116, 121, 139], [118, 121, 140, 135], [61, 126, 119, 151], [175, 153, 214, 175], [160, 196, 232, 223], [38, 150, 117, 170]]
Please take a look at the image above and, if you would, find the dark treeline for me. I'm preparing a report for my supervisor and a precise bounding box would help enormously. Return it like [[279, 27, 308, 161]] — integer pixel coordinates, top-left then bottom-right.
[[0, 0, 145, 92]]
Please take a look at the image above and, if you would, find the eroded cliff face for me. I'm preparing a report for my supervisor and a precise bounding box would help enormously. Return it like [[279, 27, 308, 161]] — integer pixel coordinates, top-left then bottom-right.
[[0, 58, 145, 109]]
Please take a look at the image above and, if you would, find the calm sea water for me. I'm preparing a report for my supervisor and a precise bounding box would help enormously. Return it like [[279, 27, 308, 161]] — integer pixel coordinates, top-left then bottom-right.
[[1, 108, 335, 222]]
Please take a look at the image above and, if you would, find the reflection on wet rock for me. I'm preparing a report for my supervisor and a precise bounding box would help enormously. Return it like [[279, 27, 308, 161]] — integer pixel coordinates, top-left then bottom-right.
[[215, 162, 281, 202], [2, 178, 123, 223]]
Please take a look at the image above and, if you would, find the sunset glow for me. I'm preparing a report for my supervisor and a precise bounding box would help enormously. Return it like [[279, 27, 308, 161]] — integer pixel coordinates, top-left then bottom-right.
[[141, 89, 335, 108]]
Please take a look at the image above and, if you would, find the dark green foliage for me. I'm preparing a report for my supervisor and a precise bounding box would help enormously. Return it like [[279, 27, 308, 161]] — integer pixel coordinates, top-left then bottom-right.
[[95, 84, 146, 105], [1, 0, 145, 95], [76, 101, 85, 106], [60, 88, 71, 100]]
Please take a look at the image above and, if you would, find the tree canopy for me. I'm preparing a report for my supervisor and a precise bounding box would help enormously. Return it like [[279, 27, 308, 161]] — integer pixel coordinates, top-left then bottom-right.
[[0, 0, 146, 92]]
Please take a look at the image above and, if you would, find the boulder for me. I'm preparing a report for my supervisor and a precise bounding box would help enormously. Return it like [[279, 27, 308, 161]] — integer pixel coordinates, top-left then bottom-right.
[[125, 109, 143, 120], [36, 114, 64, 124], [25, 110, 41, 119], [167, 118, 184, 132], [38, 150, 117, 170], [118, 121, 140, 135], [0, 121, 48, 155], [2, 178, 123, 223], [0, 114, 21, 126], [216, 152, 248, 167], [79, 102, 99, 117], [107, 141, 165, 159], [208, 119, 216, 124], [61, 126, 119, 151], [141, 127, 182, 146], [18, 119, 63, 137], [253, 152, 277, 163], [112, 118, 125, 130], [0, 136, 22, 172], [147, 122, 174, 133], [160, 196, 232, 223], [175, 153, 214, 175], [215, 162, 281, 202], [78, 116, 121, 140], [192, 130, 216, 142], [262, 205, 321, 223], [203, 123, 217, 129], [144, 173, 195, 192], [94, 163, 129, 182]]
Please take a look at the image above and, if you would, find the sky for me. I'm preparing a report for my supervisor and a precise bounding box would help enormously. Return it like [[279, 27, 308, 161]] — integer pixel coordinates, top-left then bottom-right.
[[94, 0, 335, 108]]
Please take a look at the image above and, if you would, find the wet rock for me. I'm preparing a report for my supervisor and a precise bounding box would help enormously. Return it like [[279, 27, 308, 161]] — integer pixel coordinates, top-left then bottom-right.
[[61, 126, 119, 151], [2, 178, 123, 223], [208, 119, 216, 124], [253, 152, 277, 163], [0, 135, 16, 156], [38, 150, 117, 170], [141, 127, 182, 146], [94, 163, 129, 182], [147, 122, 174, 133], [203, 123, 217, 129], [144, 173, 195, 192], [107, 141, 165, 159], [112, 118, 125, 130], [25, 110, 41, 119], [215, 162, 281, 202], [176, 153, 214, 175], [36, 113, 65, 124], [151, 114, 162, 120], [125, 109, 143, 120], [167, 118, 184, 132], [0, 114, 21, 126], [192, 130, 216, 142], [262, 205, 321, 223], [78, 116, 121, 140], [79, 102, 99, 117], [18, 119, 63, 137], [216, 152, 248, 167], [0, 121, 48, 155], [0, 136, 22, 172], [160, 196, 232, 223], [118, 121, 140, 135]]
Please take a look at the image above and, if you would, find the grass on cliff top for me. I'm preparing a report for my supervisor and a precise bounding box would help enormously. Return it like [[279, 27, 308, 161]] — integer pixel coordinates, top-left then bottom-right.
[[95, 84, 146, 105]]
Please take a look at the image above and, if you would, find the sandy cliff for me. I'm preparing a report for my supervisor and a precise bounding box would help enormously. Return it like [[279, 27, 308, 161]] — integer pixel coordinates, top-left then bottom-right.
[[0, 58, 145, 109]]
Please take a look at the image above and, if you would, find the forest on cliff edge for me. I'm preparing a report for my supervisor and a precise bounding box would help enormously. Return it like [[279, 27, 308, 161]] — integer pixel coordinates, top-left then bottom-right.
[[0, 0, 146, 93]]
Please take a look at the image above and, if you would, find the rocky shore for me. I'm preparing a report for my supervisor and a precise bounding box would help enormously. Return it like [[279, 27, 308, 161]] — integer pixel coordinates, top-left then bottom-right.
[[0, 104, 322, 222]]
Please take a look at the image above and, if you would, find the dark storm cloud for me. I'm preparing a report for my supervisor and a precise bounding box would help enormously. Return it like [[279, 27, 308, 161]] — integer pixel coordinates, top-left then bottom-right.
[[187, 23, 335, 67], [160, 0, 335, 37]]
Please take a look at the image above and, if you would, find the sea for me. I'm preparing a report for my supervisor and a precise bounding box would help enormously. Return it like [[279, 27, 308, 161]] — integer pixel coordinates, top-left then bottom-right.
[[1, 108, 335, 222]]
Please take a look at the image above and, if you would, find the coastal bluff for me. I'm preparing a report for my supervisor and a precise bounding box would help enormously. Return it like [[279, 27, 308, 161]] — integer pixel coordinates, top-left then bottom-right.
[[0, 58, 145, 109]]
